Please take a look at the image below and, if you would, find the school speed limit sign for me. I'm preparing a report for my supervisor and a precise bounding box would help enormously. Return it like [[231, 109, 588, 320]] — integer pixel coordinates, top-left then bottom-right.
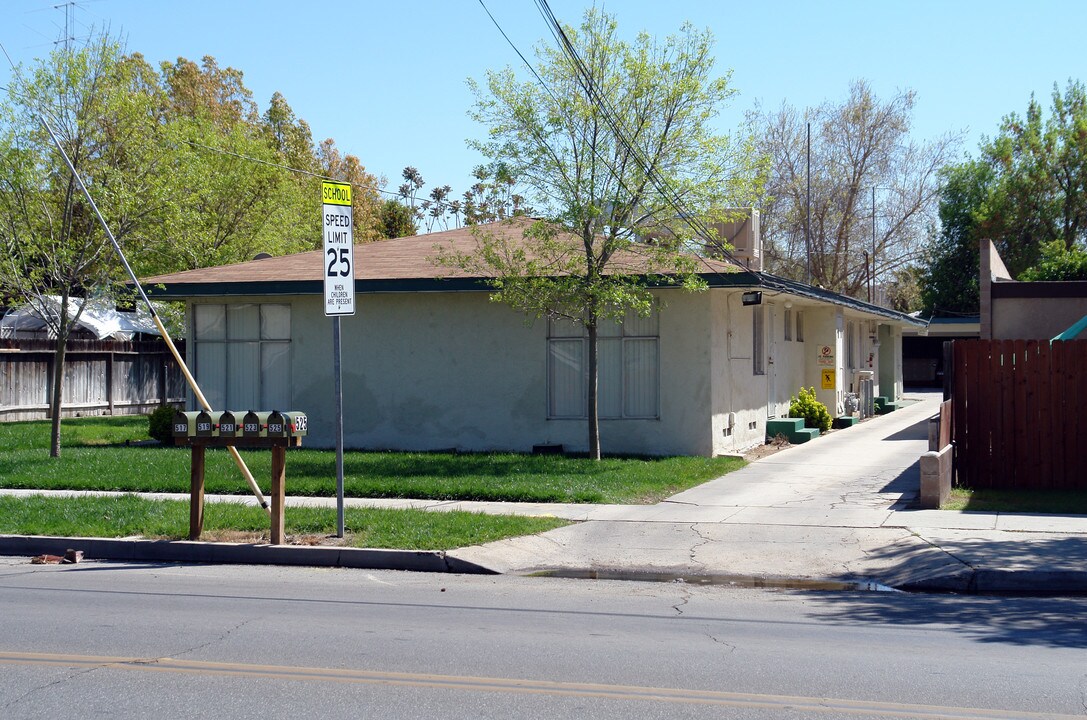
[[322, 181, 355, 316]]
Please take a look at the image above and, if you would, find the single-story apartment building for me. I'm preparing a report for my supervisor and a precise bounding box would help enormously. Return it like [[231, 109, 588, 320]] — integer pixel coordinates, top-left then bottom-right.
[[143, 218, 923, 456]]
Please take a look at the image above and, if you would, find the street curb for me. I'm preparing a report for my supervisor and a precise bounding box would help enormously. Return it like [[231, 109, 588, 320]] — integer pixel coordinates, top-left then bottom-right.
[[6, 536, 1086, 595], [0, 535, 498, 575], [524, 565, 1087, 596], [898, 569, 1087, 595]]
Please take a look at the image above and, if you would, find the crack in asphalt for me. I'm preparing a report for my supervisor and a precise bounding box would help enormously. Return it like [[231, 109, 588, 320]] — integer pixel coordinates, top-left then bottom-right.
[[671, 583, 690, 616], [688, 524, 715, 572], [1, 664, 103, 712], [171, 617, 256, 659], [709, 635, 737, 653]]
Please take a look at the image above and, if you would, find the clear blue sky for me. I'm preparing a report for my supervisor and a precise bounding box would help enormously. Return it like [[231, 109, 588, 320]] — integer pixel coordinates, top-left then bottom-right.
[[2, 0, 1084, 200]]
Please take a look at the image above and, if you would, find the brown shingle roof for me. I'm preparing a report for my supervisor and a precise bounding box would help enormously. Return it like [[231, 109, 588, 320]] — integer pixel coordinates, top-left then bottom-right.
[[141, 218, 741, 294], [137, 218, 925, 326]]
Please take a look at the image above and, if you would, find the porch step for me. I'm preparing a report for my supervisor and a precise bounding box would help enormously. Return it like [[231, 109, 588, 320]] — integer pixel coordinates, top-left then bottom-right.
[[766, 417, 820, 444], [833, 416, 859, 429], [789, 427, 821, 444], [766, 418, 805, 437]]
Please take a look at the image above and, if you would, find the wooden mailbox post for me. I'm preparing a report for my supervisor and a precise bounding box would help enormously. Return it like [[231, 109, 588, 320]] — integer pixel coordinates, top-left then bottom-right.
[[173, 410, 308, 544]]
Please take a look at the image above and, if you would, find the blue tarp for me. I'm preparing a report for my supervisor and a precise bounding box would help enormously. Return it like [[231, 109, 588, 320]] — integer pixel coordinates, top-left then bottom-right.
[[1052, 314, 1087, 341]]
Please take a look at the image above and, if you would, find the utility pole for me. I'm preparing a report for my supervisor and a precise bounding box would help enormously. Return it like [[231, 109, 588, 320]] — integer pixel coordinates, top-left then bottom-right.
[[871, 186, 877, 305], [806, 122, 811, 285]]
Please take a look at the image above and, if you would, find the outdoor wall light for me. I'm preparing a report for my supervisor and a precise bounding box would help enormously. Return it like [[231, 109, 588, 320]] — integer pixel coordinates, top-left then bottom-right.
[[741, 291, 762, 306]]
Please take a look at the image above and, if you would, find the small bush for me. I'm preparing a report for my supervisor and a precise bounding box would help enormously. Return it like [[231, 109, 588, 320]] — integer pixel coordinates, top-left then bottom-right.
[[147, 406, 176, 444], [788, 387, 832, 432]]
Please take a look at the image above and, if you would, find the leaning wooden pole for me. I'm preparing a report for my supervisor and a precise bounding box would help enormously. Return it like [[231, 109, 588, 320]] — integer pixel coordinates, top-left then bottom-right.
[[40, 116, 270, 512]]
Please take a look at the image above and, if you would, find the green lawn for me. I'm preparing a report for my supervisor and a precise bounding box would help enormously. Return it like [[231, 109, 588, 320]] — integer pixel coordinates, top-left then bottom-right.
[[0, 417, 744, 504], [946, 487, 1087, 514], [0, 494, 566, 550]]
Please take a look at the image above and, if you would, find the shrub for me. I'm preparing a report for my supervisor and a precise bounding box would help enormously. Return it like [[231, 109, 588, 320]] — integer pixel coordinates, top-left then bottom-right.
[[788, 387, 832, 432], [147, 405, 176, 444]]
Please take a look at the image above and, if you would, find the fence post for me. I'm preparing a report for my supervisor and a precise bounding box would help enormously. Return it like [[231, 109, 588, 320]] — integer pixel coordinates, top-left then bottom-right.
[[106, 350, 115, 415]]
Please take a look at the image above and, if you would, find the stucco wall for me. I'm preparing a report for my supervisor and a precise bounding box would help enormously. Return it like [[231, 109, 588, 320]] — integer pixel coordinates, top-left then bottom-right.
[[992, 296, 1087, 340], [803, 307, 842, 415], [184, 289, 915, 457], [707, 291, 780, 454], [767, 301, 807, 418], [288, 290, 716, 456]]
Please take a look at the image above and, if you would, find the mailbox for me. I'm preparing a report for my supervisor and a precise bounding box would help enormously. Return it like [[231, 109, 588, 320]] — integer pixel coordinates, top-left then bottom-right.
[[265, 411, 290, 438], [242, 411, 267, 438], [173, 411, 203, 437], [215, 410, 238, 438], [194, 410, 215, 438], [279, 411, 308, 438]]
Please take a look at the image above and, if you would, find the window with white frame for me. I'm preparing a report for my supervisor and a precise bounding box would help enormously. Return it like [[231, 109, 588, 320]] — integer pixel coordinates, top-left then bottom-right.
[[784, 308, 793, 341], [752, 304, 765, 375], [547, 309, 659, 419], [796, 311, 804, 342], [193, 303, 291, 410]]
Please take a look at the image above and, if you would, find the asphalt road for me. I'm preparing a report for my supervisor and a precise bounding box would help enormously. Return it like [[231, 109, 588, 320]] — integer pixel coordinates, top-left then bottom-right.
[[1, 557, 1085, 719]]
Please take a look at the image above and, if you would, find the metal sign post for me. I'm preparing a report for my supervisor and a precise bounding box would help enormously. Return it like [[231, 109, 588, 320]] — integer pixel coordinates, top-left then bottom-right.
[[322, 181, 354, 537]]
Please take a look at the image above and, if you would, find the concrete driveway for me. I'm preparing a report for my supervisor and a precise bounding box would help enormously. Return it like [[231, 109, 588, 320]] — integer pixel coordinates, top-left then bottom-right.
[[451, 393, 1087, 592]]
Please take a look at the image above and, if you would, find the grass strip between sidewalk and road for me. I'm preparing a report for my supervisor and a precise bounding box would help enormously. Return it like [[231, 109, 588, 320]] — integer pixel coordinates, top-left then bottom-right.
[[945, 487, 1087, 514], [0, 495, 568, 550], [0, 417, 745, 504]]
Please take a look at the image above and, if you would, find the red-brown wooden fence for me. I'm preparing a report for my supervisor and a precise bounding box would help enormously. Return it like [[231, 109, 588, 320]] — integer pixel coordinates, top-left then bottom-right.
[[951, 339, 1087, 490]]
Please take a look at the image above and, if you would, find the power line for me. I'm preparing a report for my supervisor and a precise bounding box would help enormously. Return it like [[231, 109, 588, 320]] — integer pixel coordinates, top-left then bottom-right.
[[531, 1, 757, 278], [479, 0, 743, 284]]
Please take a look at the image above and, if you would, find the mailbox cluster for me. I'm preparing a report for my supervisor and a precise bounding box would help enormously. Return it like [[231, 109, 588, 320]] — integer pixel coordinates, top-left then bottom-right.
[[172, 410, 308, 441], [173, 409, 307, 545]]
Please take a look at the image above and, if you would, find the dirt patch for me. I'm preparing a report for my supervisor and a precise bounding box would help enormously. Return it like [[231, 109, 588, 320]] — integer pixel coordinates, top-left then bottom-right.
[[743, 437, 788, 462], [196, 530, 357, 547]]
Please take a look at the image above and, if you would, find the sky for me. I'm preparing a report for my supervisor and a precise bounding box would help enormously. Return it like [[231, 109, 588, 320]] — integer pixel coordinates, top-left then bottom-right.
[[2, 0, 1085, 201]]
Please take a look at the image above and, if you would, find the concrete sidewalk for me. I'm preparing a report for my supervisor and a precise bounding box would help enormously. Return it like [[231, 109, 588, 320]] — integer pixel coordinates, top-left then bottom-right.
[[4, 393, 1087, 593], [448, 393, 1087, 593]]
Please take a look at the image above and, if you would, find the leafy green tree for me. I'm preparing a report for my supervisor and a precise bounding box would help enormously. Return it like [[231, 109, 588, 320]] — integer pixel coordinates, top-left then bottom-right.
[[132, 57, 323, 274], [379, 198, 417, 238], [445, 9, 760, 459], [1018, 240, 1087, 281], [0, 36, 165, 456], [980, 79, 1087, 272], [160, 55, 259, 128], [920, 80, 1087, 312], [316, 138, 384, 242], [920, 161, 992, 316], [378, 198, 417, 239]]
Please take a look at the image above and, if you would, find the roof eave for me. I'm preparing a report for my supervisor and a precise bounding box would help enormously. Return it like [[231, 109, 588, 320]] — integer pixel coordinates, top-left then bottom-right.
[[144, 270, 926, 327]]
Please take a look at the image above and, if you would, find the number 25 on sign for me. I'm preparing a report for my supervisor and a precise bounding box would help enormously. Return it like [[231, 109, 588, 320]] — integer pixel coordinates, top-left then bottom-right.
[[321, 181, 355, 317]]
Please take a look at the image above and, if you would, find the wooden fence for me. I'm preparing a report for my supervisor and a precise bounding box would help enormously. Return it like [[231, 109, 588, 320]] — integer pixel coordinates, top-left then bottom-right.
[[0, 338, 186, 422], [951, 339, 1087, 490]]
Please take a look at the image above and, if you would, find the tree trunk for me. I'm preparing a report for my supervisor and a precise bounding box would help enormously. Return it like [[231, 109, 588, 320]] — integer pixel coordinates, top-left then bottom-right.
[[586, 319, 601, 460], [49, 333, 66, 458]]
